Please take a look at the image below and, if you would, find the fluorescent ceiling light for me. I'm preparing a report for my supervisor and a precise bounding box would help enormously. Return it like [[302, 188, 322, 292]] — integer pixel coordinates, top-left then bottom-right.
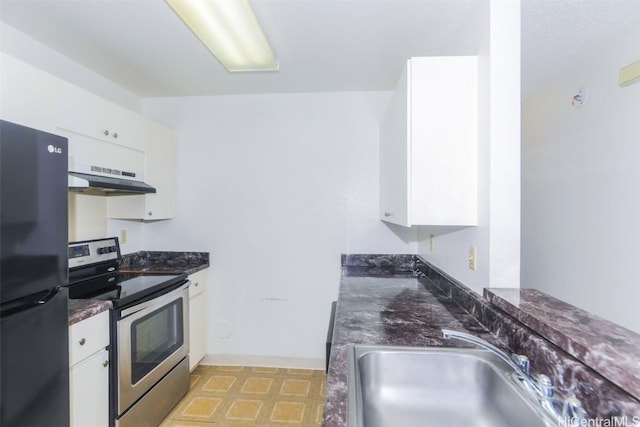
[[166, 0, 278, 72]]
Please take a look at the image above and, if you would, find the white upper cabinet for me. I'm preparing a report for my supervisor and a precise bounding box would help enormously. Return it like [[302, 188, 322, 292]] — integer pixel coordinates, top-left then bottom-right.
[[379, 56, 478, 227], [53, 73, 175, 220], [0, 53, 58, 132], [1, 53, 176, 220], [106, 119, 175, 220], [56, 80, 145, 151]]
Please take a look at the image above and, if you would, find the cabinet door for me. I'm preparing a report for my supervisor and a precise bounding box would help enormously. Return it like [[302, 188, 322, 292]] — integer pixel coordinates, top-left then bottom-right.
[[107, 103, 145, 152], [0, 53, 58, 132], [188, 269, 208, 371], [56, 80, 110, 140], [379, 60, 410, 226], [143, 120, 175, 219], [410, 57, 478, 226], [107, 119, 175, 220], [70, 348, 110, 427], [56, 80, 145, 150], [189, 292, 206, 371], [379, 57, 478, 227]]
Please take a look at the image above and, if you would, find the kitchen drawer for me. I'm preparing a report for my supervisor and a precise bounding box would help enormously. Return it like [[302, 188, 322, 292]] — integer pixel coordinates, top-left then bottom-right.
[[69, 310, 110, 366]]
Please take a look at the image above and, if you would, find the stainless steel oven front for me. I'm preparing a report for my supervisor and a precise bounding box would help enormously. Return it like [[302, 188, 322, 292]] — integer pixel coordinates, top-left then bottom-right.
[[115, 282, 190, 427]]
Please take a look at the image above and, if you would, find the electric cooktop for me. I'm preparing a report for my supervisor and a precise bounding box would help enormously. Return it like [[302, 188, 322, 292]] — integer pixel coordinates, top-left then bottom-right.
[[67, 237, 187, 308]]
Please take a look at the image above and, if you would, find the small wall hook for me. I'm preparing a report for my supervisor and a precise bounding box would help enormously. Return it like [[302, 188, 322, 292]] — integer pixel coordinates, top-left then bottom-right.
[[572, 88, 588, 108]]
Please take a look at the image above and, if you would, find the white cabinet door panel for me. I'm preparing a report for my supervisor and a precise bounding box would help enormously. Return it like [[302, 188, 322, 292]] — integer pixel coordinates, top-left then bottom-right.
[[379, 56, 478, 227], [188, 269, 209, 371], [70, 349, 110, 427]]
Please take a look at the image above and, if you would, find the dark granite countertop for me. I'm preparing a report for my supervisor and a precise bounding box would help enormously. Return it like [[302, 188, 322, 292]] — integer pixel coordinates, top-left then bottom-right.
[[324, 255, 640, 426], [68, 299, 111, 326], [119, 251, 209, 275], [486, 288, 640, 402], [323, 271, 502, 427]]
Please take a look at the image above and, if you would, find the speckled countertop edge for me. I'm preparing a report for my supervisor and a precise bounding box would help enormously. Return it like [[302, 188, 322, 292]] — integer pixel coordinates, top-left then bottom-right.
[[485, 288, 640, 401], [68, 299, 111, 326], [120, 251, 210, 276]]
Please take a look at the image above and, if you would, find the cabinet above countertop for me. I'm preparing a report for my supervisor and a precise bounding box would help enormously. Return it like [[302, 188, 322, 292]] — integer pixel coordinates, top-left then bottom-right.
[[379, 56, 478, 227]]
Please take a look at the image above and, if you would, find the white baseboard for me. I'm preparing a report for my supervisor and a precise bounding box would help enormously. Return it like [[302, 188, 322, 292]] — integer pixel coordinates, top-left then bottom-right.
[[200, 354, 325, 371]]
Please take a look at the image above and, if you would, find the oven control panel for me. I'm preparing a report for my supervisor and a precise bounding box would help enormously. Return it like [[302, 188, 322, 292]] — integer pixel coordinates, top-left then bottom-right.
[[69, 237, 120, 269]]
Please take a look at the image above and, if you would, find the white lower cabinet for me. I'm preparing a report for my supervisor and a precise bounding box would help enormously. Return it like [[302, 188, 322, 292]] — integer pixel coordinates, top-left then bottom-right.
[[188, 269, 209, 371], [69, 311, 110, 427]]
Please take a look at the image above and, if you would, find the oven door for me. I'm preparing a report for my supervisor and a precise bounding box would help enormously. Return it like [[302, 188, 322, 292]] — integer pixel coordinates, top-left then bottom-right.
[[116, 282, 189, 415]]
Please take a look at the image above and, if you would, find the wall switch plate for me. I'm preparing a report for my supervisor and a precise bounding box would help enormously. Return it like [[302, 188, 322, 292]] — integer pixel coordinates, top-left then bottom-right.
[[119, 229, 127, 244], [468, 245, 477, 271]]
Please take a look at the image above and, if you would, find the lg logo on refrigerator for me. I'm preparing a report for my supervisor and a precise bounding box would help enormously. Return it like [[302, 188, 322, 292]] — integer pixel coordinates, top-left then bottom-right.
[[47, 145, 63, 154]]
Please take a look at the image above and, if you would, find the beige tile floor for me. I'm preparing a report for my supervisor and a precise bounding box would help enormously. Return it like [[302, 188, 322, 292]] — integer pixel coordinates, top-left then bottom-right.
[[160, 365, 327, 427]]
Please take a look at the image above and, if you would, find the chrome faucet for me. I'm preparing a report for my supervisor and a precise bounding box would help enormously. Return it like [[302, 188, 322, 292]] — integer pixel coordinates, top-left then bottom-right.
[[442, 330, 530, 374], [441, 329, 590, 425], [441, 329, 552, 397]]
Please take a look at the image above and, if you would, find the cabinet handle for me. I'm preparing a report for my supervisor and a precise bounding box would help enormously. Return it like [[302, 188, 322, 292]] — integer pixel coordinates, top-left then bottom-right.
[[147, 211, 153, 216], [384, 212, 392, 217], [79, 338, 86, 346], [102, 360, 109, 368], [113, 132, 118, 139], [103, 130, 109, 136], [193, 282, 199, 287]]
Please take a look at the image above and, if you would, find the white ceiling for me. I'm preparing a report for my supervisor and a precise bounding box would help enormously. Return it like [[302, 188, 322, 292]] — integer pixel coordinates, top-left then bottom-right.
[[0, 0, 639, 99]]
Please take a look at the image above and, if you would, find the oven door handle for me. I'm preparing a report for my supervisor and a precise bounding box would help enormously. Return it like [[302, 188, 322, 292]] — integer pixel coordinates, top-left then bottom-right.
[[120, 281, 190, 318]]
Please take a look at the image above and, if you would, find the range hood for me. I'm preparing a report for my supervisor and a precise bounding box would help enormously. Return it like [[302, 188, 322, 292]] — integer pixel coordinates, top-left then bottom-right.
[[64, 130, 155, 196], [69, 160, 156, 196]]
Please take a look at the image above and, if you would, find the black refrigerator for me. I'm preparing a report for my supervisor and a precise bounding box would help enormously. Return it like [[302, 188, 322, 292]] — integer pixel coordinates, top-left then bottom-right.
[[1, 120, 70, 427]]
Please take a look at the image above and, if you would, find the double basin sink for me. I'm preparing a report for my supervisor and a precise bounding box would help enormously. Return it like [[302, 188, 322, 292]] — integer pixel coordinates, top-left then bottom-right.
[[348, 345, 558, 427]]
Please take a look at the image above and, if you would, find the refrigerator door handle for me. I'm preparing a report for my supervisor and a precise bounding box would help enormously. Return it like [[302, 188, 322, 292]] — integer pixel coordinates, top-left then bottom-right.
[[35, 288, 61, 305]]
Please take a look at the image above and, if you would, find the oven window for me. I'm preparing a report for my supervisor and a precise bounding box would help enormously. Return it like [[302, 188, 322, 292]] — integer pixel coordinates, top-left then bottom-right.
[[130, 299, 183, 384]]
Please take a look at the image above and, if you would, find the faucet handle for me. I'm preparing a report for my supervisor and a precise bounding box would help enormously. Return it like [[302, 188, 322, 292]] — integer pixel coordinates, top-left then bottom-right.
[[536, 374, 554, 398], [511, 354, 531, 376], [563, 396, 588, 425]]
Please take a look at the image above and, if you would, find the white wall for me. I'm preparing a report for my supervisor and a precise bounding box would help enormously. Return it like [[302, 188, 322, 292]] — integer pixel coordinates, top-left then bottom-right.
[[142, 92, 417, 366], [0, 22, 141, 113], [522, 26, 640, 333], [69, 194, 107, 242], [417, 0, 521, 294]]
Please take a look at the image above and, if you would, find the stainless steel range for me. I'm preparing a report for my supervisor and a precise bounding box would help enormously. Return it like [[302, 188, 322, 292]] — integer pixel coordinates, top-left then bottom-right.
[[67, 237, 190, 427]]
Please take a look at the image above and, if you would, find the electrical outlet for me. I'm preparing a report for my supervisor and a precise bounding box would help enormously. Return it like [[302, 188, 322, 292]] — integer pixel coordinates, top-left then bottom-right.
[[468, 245, 477, 271], [430, 234, 435, 252], [119, 229, 127, 244]]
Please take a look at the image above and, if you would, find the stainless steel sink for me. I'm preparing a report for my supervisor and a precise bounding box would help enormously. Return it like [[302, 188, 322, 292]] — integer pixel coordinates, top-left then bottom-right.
[[348, 345, 556, 427]]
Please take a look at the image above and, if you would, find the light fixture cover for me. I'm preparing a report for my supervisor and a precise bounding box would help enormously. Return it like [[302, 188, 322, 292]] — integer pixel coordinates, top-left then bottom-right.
[[166, 0, 278, 72]]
